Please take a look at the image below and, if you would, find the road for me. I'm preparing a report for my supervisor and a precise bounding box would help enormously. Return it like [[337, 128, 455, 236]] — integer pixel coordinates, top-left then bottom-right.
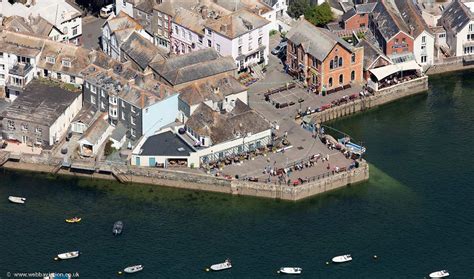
[[82, 15, 106, 50]]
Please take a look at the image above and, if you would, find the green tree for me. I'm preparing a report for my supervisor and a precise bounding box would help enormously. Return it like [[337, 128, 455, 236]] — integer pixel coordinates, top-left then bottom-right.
[[305, 2, 334, 27], [288, 0, 311, 18]]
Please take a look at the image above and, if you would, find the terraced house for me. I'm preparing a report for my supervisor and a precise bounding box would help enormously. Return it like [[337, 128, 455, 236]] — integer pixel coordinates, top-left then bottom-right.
[[286, 18, 364, 94]]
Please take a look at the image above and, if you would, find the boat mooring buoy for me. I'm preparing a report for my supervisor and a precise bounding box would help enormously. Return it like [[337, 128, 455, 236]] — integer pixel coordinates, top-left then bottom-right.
[[54, 257, 59, 261], [373, 255, 378, 260], [205, 268, 210, 272], [117, 271, 123, 275], [326, 261, 329, 265]]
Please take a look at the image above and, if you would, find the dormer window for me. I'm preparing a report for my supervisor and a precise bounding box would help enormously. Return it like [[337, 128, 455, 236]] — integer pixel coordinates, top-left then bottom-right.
[[62, 59, 71, 67], [46, 56, 55, 64]]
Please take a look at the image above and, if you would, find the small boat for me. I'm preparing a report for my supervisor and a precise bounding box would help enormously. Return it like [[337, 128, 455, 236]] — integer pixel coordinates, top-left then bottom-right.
[[124, 265, 144, 274], [113, 221, 123, 236], [57, 251, 80, 260], [429, 270, 450, 278], [65, 217, 81, 223], [8, 196, 26, 204], [210, 259, 232, 271], [332, 254, 352, 263], [277, 267, 302, 275]]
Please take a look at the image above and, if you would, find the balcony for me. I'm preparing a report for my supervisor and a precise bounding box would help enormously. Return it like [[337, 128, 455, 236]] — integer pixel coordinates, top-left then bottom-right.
[[9, 63, 33, 77]]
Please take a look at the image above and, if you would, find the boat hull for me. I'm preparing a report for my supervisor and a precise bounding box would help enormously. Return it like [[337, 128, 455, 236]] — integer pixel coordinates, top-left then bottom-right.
[[210, 262, 232, 271], [57, 251, 79, 260], [8, 196, 26, 204], [429, 271, 449, 278], [65, 218, 81, 223], [124, 265, 143, 273], [332, 255, 352, 263], [278, 267, 302, 275]]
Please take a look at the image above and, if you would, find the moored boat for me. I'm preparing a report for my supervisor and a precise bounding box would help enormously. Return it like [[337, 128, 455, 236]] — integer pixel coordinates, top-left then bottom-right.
[[124, 265, 144, 274], [57, 251, 79, 260], [113, 221, 123, 236], [8, 196, 26, 204], [65, 217, 81, 223], [332, 254, 352, 263], [429, 270, 450, 278], [277, 267, 302, 275], [210, 259, 232, 271]]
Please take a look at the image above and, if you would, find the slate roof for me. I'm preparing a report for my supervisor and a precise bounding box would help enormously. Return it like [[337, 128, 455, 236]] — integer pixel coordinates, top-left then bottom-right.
[[356, 2, 377, 14], [2, 16, 55, 38], [186, 99, 270, 145], [205, 9, 270, 39], [173, 7, 206, 35], [1, 80, 80, 126], [261, 0, 278, 7], [341, 8, 357, 22], [0, 31, 44, 57], [286, 19, 354, 61], [80, 114, 109, 145], [149, 48, 237, 86], [139, 131, 195, 156], [135, 0, 156, 13], [104, 11, 142, 33], [120, 31, 166, 70], [438, 0, 473, 34], [394, 0, 431, 38], [110, 122, 127, 142], [179, 75, 246, 106], [371, 1, 411, 42], [356, 39, 391, 70], [37, 40, 91, 77]]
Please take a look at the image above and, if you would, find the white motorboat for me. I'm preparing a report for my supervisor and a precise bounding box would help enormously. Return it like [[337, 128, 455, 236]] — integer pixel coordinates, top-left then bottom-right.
[[277, 267, 302, 275], [8, 196, 26, 204], [429, 270, 450, 278], [210, 259, 232, 271], [124, 265, 144, 274], [332, 254, 352, 263], [57, 251, 80, 260]]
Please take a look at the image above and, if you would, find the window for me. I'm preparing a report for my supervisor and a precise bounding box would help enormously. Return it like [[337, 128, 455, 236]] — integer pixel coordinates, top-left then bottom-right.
[[258, 36, 262, 46], [109, 96, 117, 105], [238, 37, 243, 45], [351, 53, 356, 63], [339, 74, 344, 85], [333, 56, 338, 68], [328, 77, 333, 87], [174, 26, 179, 35], [470, 24, 474, 32], [207, 29, 212, 35], [131, 128, 136, 137], [0, 74, 4, 79], [62, 59, 71, 67], [121, 100, 125, 108], [216, 44, 221, 52], [57, 73, 61, 80], [402, 38, 406, 44], [122, 111, 125, 120], [422, 36, 426, 44], [101, 90, 105, 98], [46, 56, 55, 64], [100, 101, 105, 110], [258, 27, 263, 35], [421, 55, 427, 63], [207, 39, 212, 47], [158, 12, 162, 18], [248, 42, 252, 51], [131, 106, 136, 113], [90, 85, 96, 94], [90, 95, 96, 104], [312, 58, 317, 68], [338, 57, 343, 67], [0, 64, 4, 70], [351, 70, 355, 81], [72, 26, 78, 36], [330, 60, 333, 69], [35, 127, 42, 135], [131, 116, 136, 125], [85, 82, 89, 89], [158, 18, 162, 26], [70, 76, 76, 83], [238, 46, 242, 55], [21, 123, 28, 131], [164, 21, 168, 28], [188, 31, 192, 40], [182, 30, 186, 38], [164, 14, 168, 20], [7, 120, 15, 131], [198, 36, 203, 44]]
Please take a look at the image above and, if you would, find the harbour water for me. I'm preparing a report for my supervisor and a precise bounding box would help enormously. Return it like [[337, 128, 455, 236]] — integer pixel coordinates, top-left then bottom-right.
[[1, 71, 474, 278]]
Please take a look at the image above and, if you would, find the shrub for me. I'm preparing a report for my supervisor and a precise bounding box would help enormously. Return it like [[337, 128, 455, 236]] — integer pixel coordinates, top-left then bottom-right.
[[104, 140, 115, 156]]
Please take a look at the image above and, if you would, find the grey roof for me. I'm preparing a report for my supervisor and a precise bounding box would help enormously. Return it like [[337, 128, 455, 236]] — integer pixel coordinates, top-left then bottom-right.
[[111, 122, 127, 142], [150, 48, 236, 86], [341, 8, 357, 22], [261, 0, 278, 7], [286, 19, 354, 61], [371, 1, 411, 42], [356, 3, 377, 14], [340, 2, 354, 12], [135, 0, 155, 13], [72, 104, 99, 127], [120, 31, 165, 70], [139, 131, 195, 156], [439, 0, 472, 34], [1, 80, 80, 126], [186, 99, 271, 145], [205, 9, 270, 39], [394, 0, 431, 38], [356, 39, 390, 70], [80, 116, 109, 145]]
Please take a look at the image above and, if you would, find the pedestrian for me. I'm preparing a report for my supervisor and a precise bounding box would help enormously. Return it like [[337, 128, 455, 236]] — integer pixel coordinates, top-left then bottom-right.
[[327, 163, 330, 170]]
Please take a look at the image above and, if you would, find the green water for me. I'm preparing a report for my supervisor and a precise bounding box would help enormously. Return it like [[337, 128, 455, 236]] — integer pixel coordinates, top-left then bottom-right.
[[1, 71, 474, 278]]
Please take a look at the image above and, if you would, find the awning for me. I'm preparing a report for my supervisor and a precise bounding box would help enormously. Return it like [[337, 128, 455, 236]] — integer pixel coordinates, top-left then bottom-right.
[[369, 60, 421, 81]]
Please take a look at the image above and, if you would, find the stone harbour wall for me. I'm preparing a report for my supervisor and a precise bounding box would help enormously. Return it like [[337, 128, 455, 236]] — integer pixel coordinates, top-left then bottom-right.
[[312, 76, 429, 123]]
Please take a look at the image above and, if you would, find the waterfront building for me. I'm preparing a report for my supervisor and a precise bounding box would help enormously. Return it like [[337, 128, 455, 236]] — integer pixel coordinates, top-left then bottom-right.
[[369, 1, 415, 63], [0, 80, 82, 148], [78, 114, 114, 157], [119, 31, 167, 72], [394, 0, 435, 66], [149, 48, 237, 90], [286, 18, 364, 94], [81, 63, 178, 140], [356, 39, 393, 80], [438, 0, 474, 57], [170, 8, 207, 55], [0, 0, 82, 45], [1, 15, 63, 42], [340, 3, 376, 31], [204, 9, 271, 71], [131, 99, 272, 168]]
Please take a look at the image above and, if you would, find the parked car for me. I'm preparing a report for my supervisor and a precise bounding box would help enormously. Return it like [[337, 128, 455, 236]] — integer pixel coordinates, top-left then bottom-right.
[[100, 4, 114, 18], [277, 45, 287, 59], [271, 41, 287, 55]]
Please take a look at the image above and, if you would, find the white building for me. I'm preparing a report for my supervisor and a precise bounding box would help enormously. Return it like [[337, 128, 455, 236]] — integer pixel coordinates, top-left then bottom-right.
[[170, 8, 206, 55], [115, 0, 136, 17], [0, 0, 82, 45], [204, 9, 271, 71], [438, 0, 474, 57]]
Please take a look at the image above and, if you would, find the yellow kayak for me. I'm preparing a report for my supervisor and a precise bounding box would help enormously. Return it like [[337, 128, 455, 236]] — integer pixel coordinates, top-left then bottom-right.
[[65, 217, 81, 223]]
